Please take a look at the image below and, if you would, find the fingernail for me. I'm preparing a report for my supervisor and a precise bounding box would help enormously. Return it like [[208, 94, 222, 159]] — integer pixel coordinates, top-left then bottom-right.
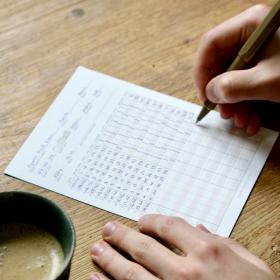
[[89, 273, 100, 280], [103, 222, 117, 237], [206, 81, 219, 103], [91, 242, 105, 256]]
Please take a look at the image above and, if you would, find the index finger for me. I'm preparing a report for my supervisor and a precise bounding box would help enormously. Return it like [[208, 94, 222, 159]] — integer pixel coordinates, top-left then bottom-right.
[[138, 214, 206, 254]]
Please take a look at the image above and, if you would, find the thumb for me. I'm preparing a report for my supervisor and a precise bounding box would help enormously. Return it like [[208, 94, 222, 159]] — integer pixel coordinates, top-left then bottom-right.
[[205, 67, 270, 104]]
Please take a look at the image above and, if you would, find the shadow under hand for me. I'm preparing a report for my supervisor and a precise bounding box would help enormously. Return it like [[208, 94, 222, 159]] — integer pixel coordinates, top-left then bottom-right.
[[255, 101, 280, 132], [256, 101, 280, 167]]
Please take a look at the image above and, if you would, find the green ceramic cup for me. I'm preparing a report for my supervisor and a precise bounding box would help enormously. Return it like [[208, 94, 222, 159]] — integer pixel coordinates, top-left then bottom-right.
[[0, 191, 75, 280]]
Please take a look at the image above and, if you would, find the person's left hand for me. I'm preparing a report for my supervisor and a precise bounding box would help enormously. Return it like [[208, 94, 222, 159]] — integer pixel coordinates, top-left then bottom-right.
[[88, 214, 276, 280]]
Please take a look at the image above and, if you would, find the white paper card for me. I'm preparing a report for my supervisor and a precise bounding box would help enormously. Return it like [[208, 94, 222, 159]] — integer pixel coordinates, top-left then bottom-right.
[[5, 66, 278, 236]]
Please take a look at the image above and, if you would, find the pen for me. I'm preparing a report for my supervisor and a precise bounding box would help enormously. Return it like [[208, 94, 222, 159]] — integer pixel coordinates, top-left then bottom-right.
[[196, 0, 280, 123]]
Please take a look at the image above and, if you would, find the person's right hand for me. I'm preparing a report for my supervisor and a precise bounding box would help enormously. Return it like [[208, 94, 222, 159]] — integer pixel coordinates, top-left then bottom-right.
[[193, 5, 280, 135]]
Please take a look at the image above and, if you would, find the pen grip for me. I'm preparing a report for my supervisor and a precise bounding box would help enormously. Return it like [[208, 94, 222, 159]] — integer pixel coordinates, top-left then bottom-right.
[[199, 1, 280, 121], [204, 100, 216, 111]]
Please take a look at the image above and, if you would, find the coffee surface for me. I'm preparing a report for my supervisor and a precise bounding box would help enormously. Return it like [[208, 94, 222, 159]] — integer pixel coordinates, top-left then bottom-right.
[[0, 223, 64, 280]]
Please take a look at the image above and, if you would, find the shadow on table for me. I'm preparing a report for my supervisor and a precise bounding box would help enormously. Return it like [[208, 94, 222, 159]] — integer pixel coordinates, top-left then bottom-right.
[[258, 101, 280, 132], [257, 101, 280, 167]]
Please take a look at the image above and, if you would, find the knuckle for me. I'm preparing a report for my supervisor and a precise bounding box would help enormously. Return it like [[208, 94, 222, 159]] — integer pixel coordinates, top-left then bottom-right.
[[248, 4, 270, 27], [158, 216, 184, 235], [157, 216, 172, 235], [166, 216, 185, 226], [122, 265, 140, 280], [113, 226, 129, 248], [250, 4, 270, 17], [199, 31, 213, 48], [174, 264, 201, 280], [101, 251, 114, 272], [132, 240, 151, 262], [196, 240, 223, 260]]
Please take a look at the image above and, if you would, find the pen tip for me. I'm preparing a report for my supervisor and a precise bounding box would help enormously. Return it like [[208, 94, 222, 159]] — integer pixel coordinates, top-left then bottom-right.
[[196, 107, 210, 123]]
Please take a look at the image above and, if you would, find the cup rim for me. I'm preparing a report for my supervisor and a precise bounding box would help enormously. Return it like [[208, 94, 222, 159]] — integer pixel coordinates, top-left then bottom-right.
[[0, 191, 76, 279]]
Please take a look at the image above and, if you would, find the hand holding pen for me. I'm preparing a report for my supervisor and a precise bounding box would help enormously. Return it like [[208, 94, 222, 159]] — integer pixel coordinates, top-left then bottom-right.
[[194, 3, 280, 135]]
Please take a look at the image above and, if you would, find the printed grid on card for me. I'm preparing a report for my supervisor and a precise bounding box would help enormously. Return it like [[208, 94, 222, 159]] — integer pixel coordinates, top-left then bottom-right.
[[66, 92, 261, 233]]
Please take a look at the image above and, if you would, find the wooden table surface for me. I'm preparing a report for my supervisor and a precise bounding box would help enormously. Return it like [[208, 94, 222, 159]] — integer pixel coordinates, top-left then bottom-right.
[[1, 0, 280, 279]]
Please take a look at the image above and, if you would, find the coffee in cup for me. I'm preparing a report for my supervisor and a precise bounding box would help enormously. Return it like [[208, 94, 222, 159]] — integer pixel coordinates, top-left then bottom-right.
[[0, 222, 64, 279]]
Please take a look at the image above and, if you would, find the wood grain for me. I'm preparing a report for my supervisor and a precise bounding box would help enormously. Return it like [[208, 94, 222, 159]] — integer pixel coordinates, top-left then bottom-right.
[[0, 0, 279, 279]]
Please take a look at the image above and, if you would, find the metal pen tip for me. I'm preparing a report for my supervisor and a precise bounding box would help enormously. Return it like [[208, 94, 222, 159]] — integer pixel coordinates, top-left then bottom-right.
[[196, 106, 210, 124]]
